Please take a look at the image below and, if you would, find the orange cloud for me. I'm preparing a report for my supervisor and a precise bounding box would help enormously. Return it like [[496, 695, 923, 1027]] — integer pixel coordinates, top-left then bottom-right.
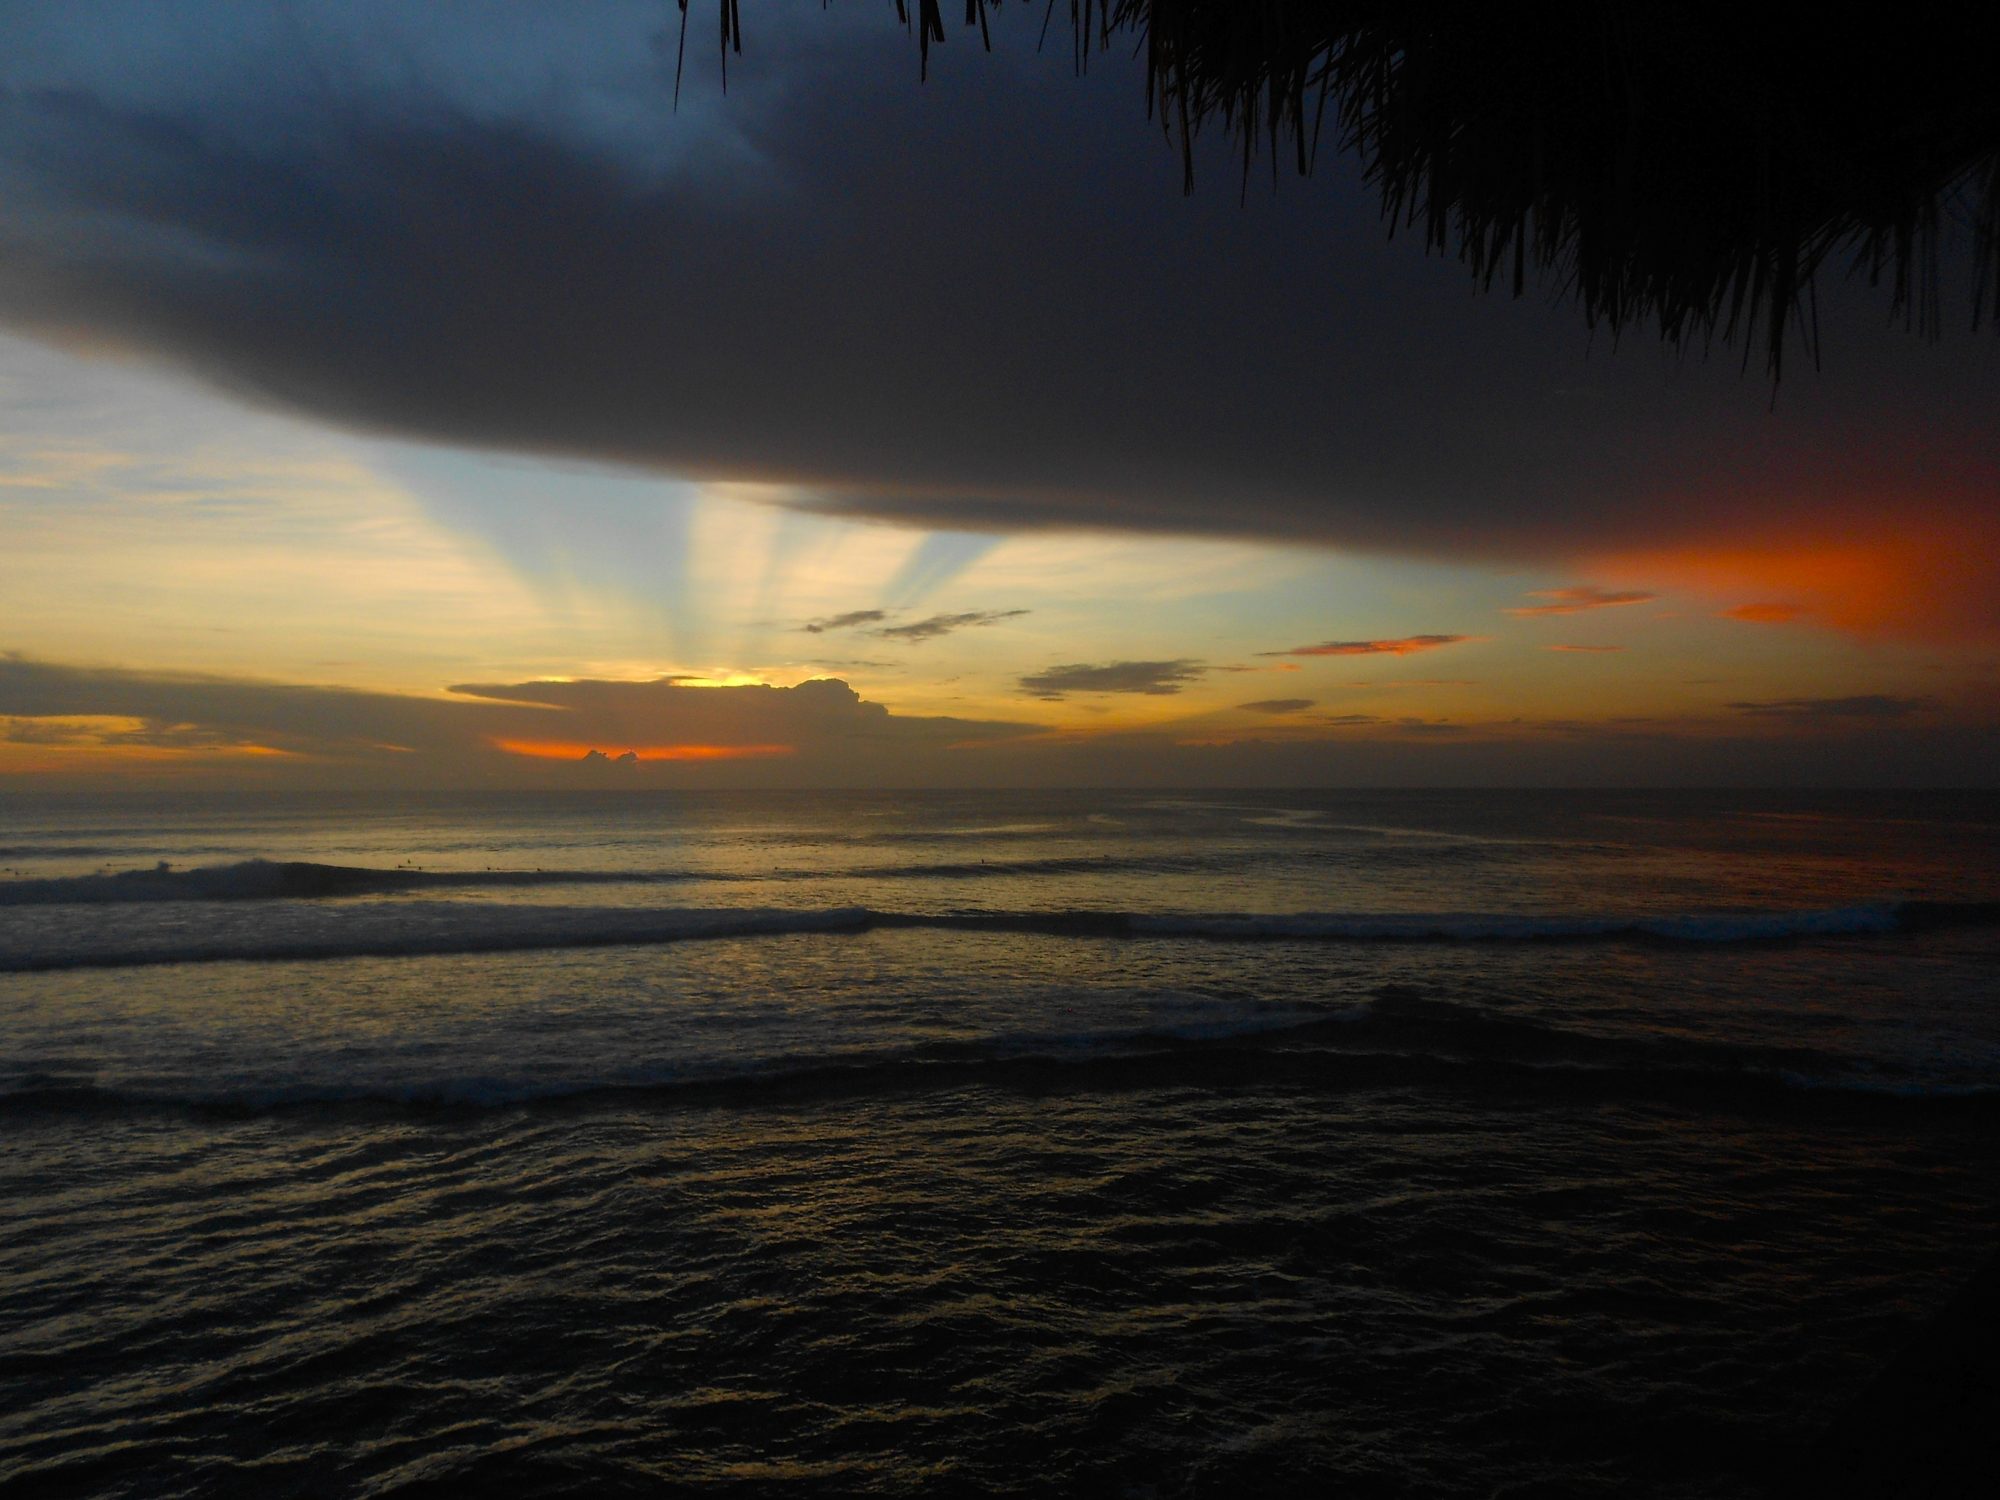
[[1590, 492, 2000, 643], [492, 739, 796, 762], [0, 737, 301, 776], [1719, 603, 1802, 624], [1505, 587, 1655, 617], [1262, 634, 1480, 658]]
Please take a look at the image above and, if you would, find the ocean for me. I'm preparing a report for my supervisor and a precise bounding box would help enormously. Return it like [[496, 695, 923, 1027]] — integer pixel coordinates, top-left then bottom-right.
[[3, 789, 1998, 1497]]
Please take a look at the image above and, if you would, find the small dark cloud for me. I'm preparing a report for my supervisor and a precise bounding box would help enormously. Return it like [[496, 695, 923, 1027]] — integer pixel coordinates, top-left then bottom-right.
[[1505, 587, 1656, 618], [0, 716, 96, 746], [1320, 713, 1384, 726], [1259, 635, 1477, 658], [801, 609, 888, 634], [875, 609, 1029, 643], [1237, 698, 1315, 714], [1019, 660, 1206, 698], [1726, 694, 1937, 719], [1540, 717, 1679, 741]]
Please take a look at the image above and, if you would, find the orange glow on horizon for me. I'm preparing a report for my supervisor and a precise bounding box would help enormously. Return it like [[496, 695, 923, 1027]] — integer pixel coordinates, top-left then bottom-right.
[[491, 738, 796, 762], [0, 739, 305, 774], [1593, 524, 2000, 643]]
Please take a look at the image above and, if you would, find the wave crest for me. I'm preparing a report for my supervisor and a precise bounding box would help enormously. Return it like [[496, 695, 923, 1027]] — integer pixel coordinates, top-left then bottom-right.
[[2, 895, 1993, 973], [0, 859, 717, 905]]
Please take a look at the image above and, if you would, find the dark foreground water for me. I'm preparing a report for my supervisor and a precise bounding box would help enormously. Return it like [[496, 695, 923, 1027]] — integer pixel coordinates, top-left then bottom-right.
[[3, 790, 1999, 1497]]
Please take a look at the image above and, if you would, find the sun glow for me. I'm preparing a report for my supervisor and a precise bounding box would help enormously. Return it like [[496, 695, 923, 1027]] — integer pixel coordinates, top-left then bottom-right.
[[490, 738, 796, 762]]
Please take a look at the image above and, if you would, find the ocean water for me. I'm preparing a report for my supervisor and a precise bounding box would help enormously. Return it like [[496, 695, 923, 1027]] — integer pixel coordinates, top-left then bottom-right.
[[2, 788, 1998, 1497]]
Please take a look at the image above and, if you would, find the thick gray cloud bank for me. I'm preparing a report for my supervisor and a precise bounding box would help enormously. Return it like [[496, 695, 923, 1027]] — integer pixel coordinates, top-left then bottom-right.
[[0, 653, 1027, 780], [0, 1, 1995, 570], [4, 655, 1995, 788]]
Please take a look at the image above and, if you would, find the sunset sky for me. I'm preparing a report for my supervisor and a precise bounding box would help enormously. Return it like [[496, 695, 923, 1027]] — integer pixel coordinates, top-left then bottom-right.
[[1, 1, 1995, 788]]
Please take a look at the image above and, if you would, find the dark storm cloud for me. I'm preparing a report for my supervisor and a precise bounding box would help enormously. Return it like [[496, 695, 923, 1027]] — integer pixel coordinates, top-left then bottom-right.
[[1725, 695, 1938, 720], [1259, 635, 1476, 658], [1018, 660, 1207, 698], [874, 609, 1028, 643], [1237, 698, 1315, 714], [0, 2, 1994, 579]]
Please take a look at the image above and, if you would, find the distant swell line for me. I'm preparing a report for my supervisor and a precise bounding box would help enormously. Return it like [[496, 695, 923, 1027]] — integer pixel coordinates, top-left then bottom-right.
[[6, 1011, 1994, 1121], [0, 860, 726, 904], [0, 855, 1215, 904], [0, 906, 877, 971], [3, 899, 1996, 973]]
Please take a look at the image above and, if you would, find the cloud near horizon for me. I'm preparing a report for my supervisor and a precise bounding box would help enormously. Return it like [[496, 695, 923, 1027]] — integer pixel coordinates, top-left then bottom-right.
[[1725, 694, 1937, 720], [0, 655, 1031, 781], [2, 654, 1993, 787]]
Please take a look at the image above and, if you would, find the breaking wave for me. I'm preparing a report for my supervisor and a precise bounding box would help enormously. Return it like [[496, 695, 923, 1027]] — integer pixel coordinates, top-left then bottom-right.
[[0, 853, 1226, 903], [2, 893, 1994, 972], [0, 859, 721, 904]]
